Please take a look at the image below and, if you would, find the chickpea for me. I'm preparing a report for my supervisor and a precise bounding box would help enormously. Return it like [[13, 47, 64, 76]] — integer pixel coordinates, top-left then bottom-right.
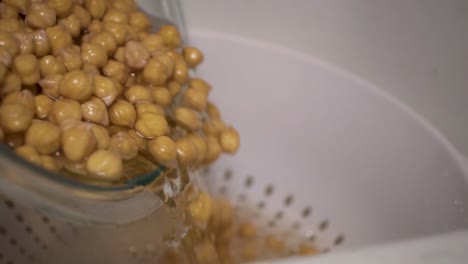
[[58, 70, 93, 102], [134, 112, 169, 139], [0, 46, 12, 68], [59, 14, 81, 38], [81, 96, 109, 126], [86, 149, 122, 181], [0, 103, 34, 132], [113, 46, 124, 62], [61, 158, 87, 175], [206, 102, 221, 119], [38, 74, 62, 99], [40, 155, 61, 172], [111, 0, 137, 11], [151, 87, 171, 106], [161, 82, 178, 99], [25, 120, 61, 154], [0, 64, 5, 83], [141, 34, 164, 52], [47, 0, 73, 18], [14, 31, 34, 55], [174, 107, 201, 131], [61, 123, 97, 162], [173, 57, 188, 84], [0, 128, 3, 142], [148, 136, 177, 168], [0, 3, 19, 19], [108, 131, 138, 160], [90, 31, 117, 56], [34, 94, 53, 119], [91, 124, 110, 149], [32, 29, 51, 57], [214, 198, 233, 228], [187, 133, 207, 164], [137, 31, 148, 41], [135, 101, 165, 116], [80, 42, 108, 68], [203, 119, 225, 135], [124, 40, 150, 70], [142, 58, 169, 86], [84, 0, 107, 19], [3, 90, 36, 111], [57, 47, 82, 71], [158, 25, 181, 48], [129, 12, 151, 32], [103, 8, 128, 24], [187, 192, 213, 229], [13, 54, 40, 85], [49, 98, 82, 124], [108, 99, 136, 128], [190, 78, 212, 95], [39, 55, 66, 76], [183, 46, 204, 68], [264, 235, 285, 251], [241, 241, 257, 262], [0, 31, 19, 57], [25, 3, 56, 29], [239, 221, 256, 239], [72, 5, 91, 29], [102, 60, 129, 85], [175, 136, 198, 167], [220, 127, 240, 154], [15, 145, 42, 167], [183, 88, 208, 111], [93, 74, 121, 106], [153, 50, 175, 74], [5, 132, 25, 148], [45, 25, 72, 55], [1, 73, 21, 95], [87, 19, 103, 34], [194, 240, 219, 264], [297, 245, 320, 256], [103, 22, 128, 46], [124, 85, 152, 104], [127, 129, 147, 151], [2, 0, 28, 14], [0, 18, 22, 33]]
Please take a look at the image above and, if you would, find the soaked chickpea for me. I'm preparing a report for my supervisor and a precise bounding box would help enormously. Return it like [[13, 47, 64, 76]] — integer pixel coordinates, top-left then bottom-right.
[[265, 235, 285, 251], [61, 158, 87, 175], [167, 81, 181, 97], [32, 29, 51, 57], [124, 85, 152, 104], [187, 192, 213, 229], [0, 103, 34, 132], [84, 0, 107, 19], [124, 40, 150, 70], [58, 70, 93, 102], [4, 132, 24, 148], [134, 112, 169, 138], [3, 90, 36, 112], [175, 107, 201, 131], [175, 136, 198, 167], [239, 221, 256, 239], [0, 31, 19, 57], [72, 5, 91, 29], [206, 102, 221, 119], [187, 133, 207, 164], [173, 57, 188, 84], [40, 155, 61, 172], [38, 74, 62, 99], [108, 131, 138, 160], [241, 241, 257, 262], [15, 145, 42, 166], [80, 42, 108, 68], [2, 0, 28, 14], [111, 0, 137, 11], [47, 0, 73, 18], [13, 54, 40, 86], [39, 55, 66, 76], [141, 34, 164, 52], [91, 124, 111, 149], [135, 101, 165, 116], [127, 129, 147, 151], [154, 51, 175, 75], [59, 14, 81, 38], [297, 245, 320, 256], [25, 120, 61, 154], [86, 149, 122, 180], [129, 12, 151, 32], [90, 31, 117, 56], [14, 32, 34, 55], [158, 25, 181, 48], [143, 57, 169, 86], [87, 19, 103, 34], [0, 128, 3, 142], [203, 119, 226, 136], [220, 127, 240, 154], [151, 87, 171, 106], [49, 98, 82, 124], [25, 3, 57, 29], [0, 3, 19, 19], [113, 46, 124, 62], [81, 96, 109, 125], [108, 99, 136, 128], [57, 47, 82, 71], [93, 74, 121, 106], [61, 123, 97, 162], [183, 88, 208, 111], [102, 60, 129, 85], [148, 136, 177, 168], [0, 64, 6, 83], [103, 8, 128, 24], [103, 22, 128, 46], [190, 78, 212, 95], [183, 46, 204, 68], [34, 94, 53, 119], [194, 240, 219, 264], [0, 18, 22, 33], [45, 25, 73, 55], [0, 46, 12, 68]]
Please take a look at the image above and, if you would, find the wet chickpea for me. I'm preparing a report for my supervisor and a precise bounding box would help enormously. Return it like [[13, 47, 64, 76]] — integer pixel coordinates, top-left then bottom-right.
[[103, 8, 128, 24], [3, 90, 36, 111], [57, 47, 82, 71], [143, 58, 169, 86], [136, 31, 148, 42], [187, 192, 213, 229], [297, 245, 320, 256], [108, 131, 138, 160], [190, 78, 212, 95], [81, 96, 109, 125], [158, 24, 181, 48], [194, 240, 219, 264], [175, 136, 198, 167], [84, 0, 107, 19], [39, 55, 66, 76], [127, 129, 147, 151], [0, 103, 34, 132], [220, 127, 240, 154], [58, 70, 93, 102], [25, 120, 61, 154], [25, 3, 57, 29], [173, 57, 188, 84], [135, 101, 165, 116], [148, 136, 177, 168], [34, 94, 53, 119], [124, 85, 152, 104], [175, 107, 201, 131], [206, 102, 221, 119], [111, 0, 137, 11], [108, 99, 136, 128], [183, 46, 204, 68], [129, 12, 151, 32], [90, 31, 117, 56], [93, 74, 121, 106], [80, 42, 108, 68], [2, 0, 28, 14], [239, 221, 256, 239], [81, 63, 98, 75], [141, 34, 164, 52], [103, 22, 128, 46], [183, 88, 208, 111], [49, 98, 82, 124], [91, 124, 110, 149], [61, 158, 87, 175], [167, 81, 181, 96], [59, 14, 81, 38], [265, 235, 285, 251], [151, 87, 171, 106], [87, 19, 103, 34], [0, 31, 19, 57], [86, 149, 122, 181], [0, 3, 19, 19], [61, 123, 97, 162], [5, 132, 24, 148], [32, 29, 51, 57], [0, 73, 20, 96], [124, 40, 150, 70], [241, 241, 257, 262], [38, 74, 62, 99], [72, 5, 91, 29], [0, 18, 22, 33], [203, 119, 225, 136], [154, 51, 175, 74], [46, 25, 73, 55], [0, 46, 12, 68], [187, 133, 207, 164], [113, 46, 124, 62], [41, 155, 61, 172], [15, 145, 42, 166], [13, 54, 40, 85], [134, 112, 169, 138], [14, 32, 34, 55], [103, 60, 129, 85], [0, 128, 3, 142], [0, 64, 5, 83], [47, 0, 73, 18]]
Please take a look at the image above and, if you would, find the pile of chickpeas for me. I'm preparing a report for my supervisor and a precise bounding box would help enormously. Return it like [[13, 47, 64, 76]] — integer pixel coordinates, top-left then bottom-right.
[[0, 0, 240, 182]]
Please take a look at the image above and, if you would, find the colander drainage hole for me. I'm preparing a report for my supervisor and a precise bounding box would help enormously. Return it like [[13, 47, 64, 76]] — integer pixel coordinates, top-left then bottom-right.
[[264, 185, 274, 196], [0, 253, 3, 260], [275, 211, 283, 220], [42, 216, 49, 223], [302, 207, 312, 218], [9, 238, 16, 246], [15, 214, 23, 223], [244, 176, 254, 188], [334, 234, 345, 246], [218, 186, 227, 195], [257, 201, 265, 209], [319, 220, 329, 231], [283, 195, 293, 207], [0, 225, 6, 236], [3, 200, 14, 209], [308, 235, 316, 241], [224, 169, 232, 181]]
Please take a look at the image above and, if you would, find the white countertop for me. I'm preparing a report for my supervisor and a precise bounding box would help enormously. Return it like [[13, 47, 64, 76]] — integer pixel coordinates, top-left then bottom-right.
[[182, 0, 468, 156]]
